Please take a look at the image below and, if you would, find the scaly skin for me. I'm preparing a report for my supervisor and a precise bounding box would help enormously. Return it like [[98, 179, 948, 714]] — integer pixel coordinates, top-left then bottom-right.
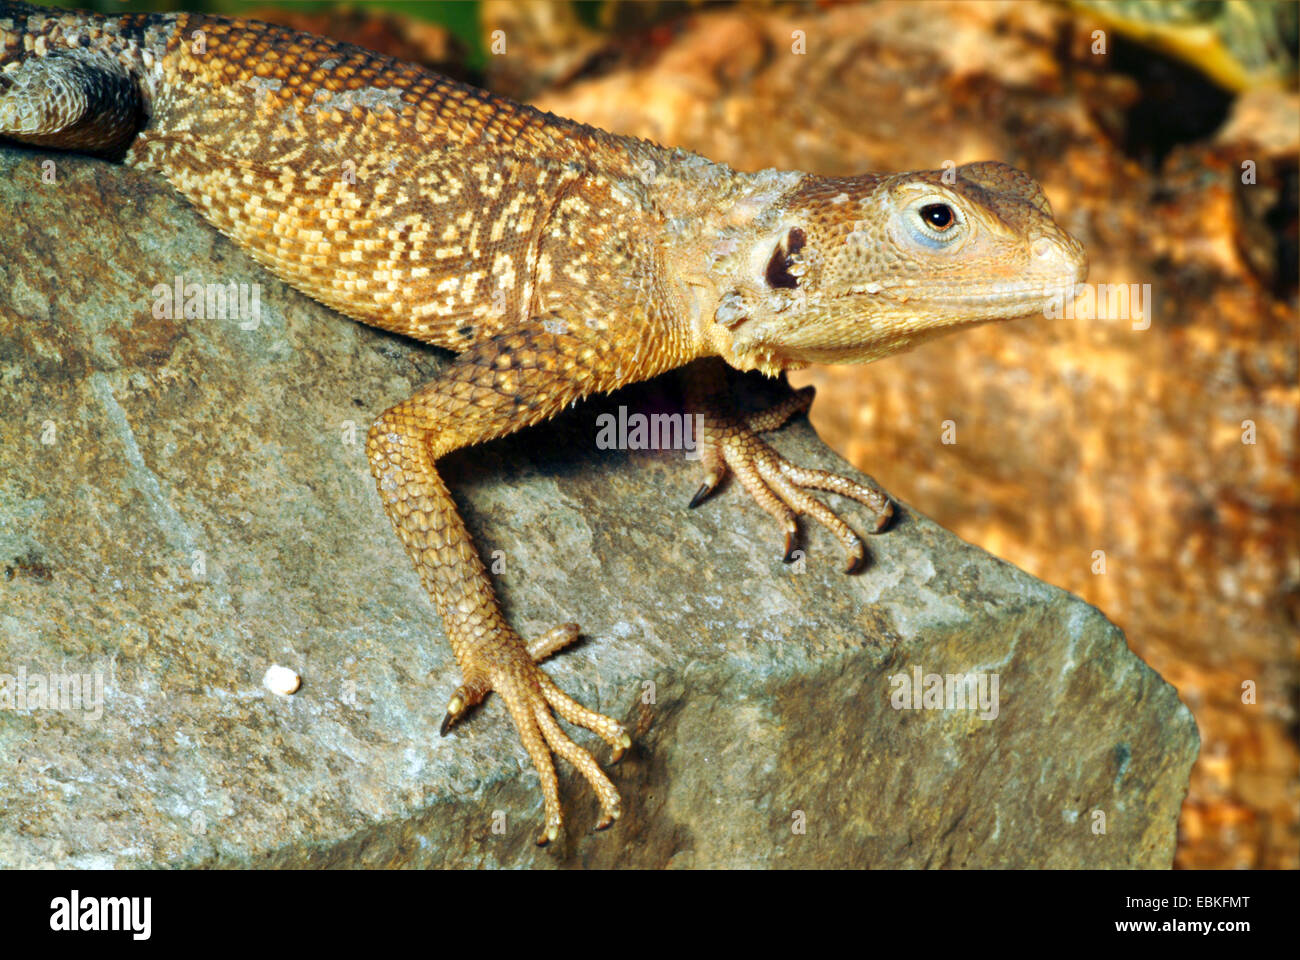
[[0, 2, 1088, 843]]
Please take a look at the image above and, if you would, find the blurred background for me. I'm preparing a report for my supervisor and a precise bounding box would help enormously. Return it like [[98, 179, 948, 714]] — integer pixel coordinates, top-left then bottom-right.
[[43, 0, 1298, 869]]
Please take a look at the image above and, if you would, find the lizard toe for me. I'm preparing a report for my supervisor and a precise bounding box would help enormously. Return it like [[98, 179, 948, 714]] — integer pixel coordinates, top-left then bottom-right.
[[439, 673, 491, 736], [691, 389, 892, 570], [483, 636, 627, 843]]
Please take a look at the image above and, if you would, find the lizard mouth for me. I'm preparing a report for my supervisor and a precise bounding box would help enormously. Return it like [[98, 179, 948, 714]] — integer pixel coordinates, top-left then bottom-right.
[[925, 280, 1085, 311]]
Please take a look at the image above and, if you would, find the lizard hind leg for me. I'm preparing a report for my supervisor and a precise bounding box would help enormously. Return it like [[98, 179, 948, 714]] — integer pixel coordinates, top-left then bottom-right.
[[687, 361, 894, 573]]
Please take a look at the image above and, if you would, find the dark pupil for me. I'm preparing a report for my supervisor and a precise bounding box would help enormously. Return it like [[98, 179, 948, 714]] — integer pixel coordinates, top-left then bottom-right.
[[920, 203, 954, 230]]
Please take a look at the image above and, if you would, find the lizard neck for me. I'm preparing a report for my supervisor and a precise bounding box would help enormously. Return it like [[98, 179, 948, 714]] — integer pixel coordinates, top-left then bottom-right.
[[645, 156, 807, 377]]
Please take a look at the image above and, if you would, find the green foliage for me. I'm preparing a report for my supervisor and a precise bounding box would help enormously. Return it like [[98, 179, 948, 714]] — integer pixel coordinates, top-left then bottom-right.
[[34, 1, 488, 68]]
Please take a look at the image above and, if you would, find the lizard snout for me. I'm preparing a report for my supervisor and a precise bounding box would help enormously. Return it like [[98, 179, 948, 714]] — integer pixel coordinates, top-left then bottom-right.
[[1030, 233, 1089, 285]]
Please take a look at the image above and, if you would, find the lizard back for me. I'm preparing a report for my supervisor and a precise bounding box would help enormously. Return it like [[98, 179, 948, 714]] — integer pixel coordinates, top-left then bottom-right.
[[1, 4, 681, 351]]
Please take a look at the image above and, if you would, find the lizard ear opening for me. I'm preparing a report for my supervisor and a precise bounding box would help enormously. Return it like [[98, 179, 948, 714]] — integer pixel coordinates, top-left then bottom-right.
[[764, 227, 806, 289]]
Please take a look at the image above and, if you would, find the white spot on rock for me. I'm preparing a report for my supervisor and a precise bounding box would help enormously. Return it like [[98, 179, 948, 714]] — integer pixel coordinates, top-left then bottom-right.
[[263, 664, 302, 696]]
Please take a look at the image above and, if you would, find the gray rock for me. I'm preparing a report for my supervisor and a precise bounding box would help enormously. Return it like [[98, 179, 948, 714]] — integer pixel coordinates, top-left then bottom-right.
[[0, 148, 1197, 868]]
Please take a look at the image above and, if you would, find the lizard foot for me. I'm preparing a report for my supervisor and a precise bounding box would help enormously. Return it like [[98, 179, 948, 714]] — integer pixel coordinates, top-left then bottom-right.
[[440, 622, 631, 845], [690, 386, 893, 573]]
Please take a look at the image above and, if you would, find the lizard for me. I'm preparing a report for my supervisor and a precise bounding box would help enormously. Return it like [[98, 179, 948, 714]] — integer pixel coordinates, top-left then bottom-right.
[[0, 1, 1088, 845]]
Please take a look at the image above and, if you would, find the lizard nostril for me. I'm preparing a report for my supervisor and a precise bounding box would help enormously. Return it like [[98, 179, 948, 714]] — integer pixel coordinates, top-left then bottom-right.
[[1031, 237, 1058, 261]]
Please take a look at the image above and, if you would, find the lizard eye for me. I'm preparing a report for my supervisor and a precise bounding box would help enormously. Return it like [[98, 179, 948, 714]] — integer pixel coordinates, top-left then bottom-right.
[[919, 203, 955, 231], [902, 196, 966, 249]]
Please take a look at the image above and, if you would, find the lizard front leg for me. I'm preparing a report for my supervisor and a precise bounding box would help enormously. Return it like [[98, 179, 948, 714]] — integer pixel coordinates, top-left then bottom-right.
[[366, 325, 632, 845], [687, 359, 893, 573]]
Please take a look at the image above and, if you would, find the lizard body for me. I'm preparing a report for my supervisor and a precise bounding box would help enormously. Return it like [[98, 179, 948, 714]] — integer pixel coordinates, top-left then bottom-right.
[[0, 2, 1087, 843]]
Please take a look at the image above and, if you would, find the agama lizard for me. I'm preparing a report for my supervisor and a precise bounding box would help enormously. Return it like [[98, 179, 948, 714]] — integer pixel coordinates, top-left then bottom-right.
[[0, 2, 1088, 844]]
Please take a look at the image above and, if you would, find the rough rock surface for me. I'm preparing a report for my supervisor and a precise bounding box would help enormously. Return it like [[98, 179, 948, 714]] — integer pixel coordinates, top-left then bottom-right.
[[0, 148, 1197, 868]]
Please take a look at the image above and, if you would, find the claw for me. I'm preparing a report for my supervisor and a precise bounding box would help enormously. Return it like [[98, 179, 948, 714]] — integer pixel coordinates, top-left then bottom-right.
[[610, 731, 632, 764], [440, 689, 467, 736], [782, 529, 798, 563], [870, 500, 895, 533], [689, 482, 712, 509], [538, 822, 559, 846], [843, 535, 865, 575]]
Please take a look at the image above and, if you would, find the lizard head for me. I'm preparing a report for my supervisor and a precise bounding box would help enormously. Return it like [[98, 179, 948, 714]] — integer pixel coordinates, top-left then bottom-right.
[[703, 161, 1087, 374]]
